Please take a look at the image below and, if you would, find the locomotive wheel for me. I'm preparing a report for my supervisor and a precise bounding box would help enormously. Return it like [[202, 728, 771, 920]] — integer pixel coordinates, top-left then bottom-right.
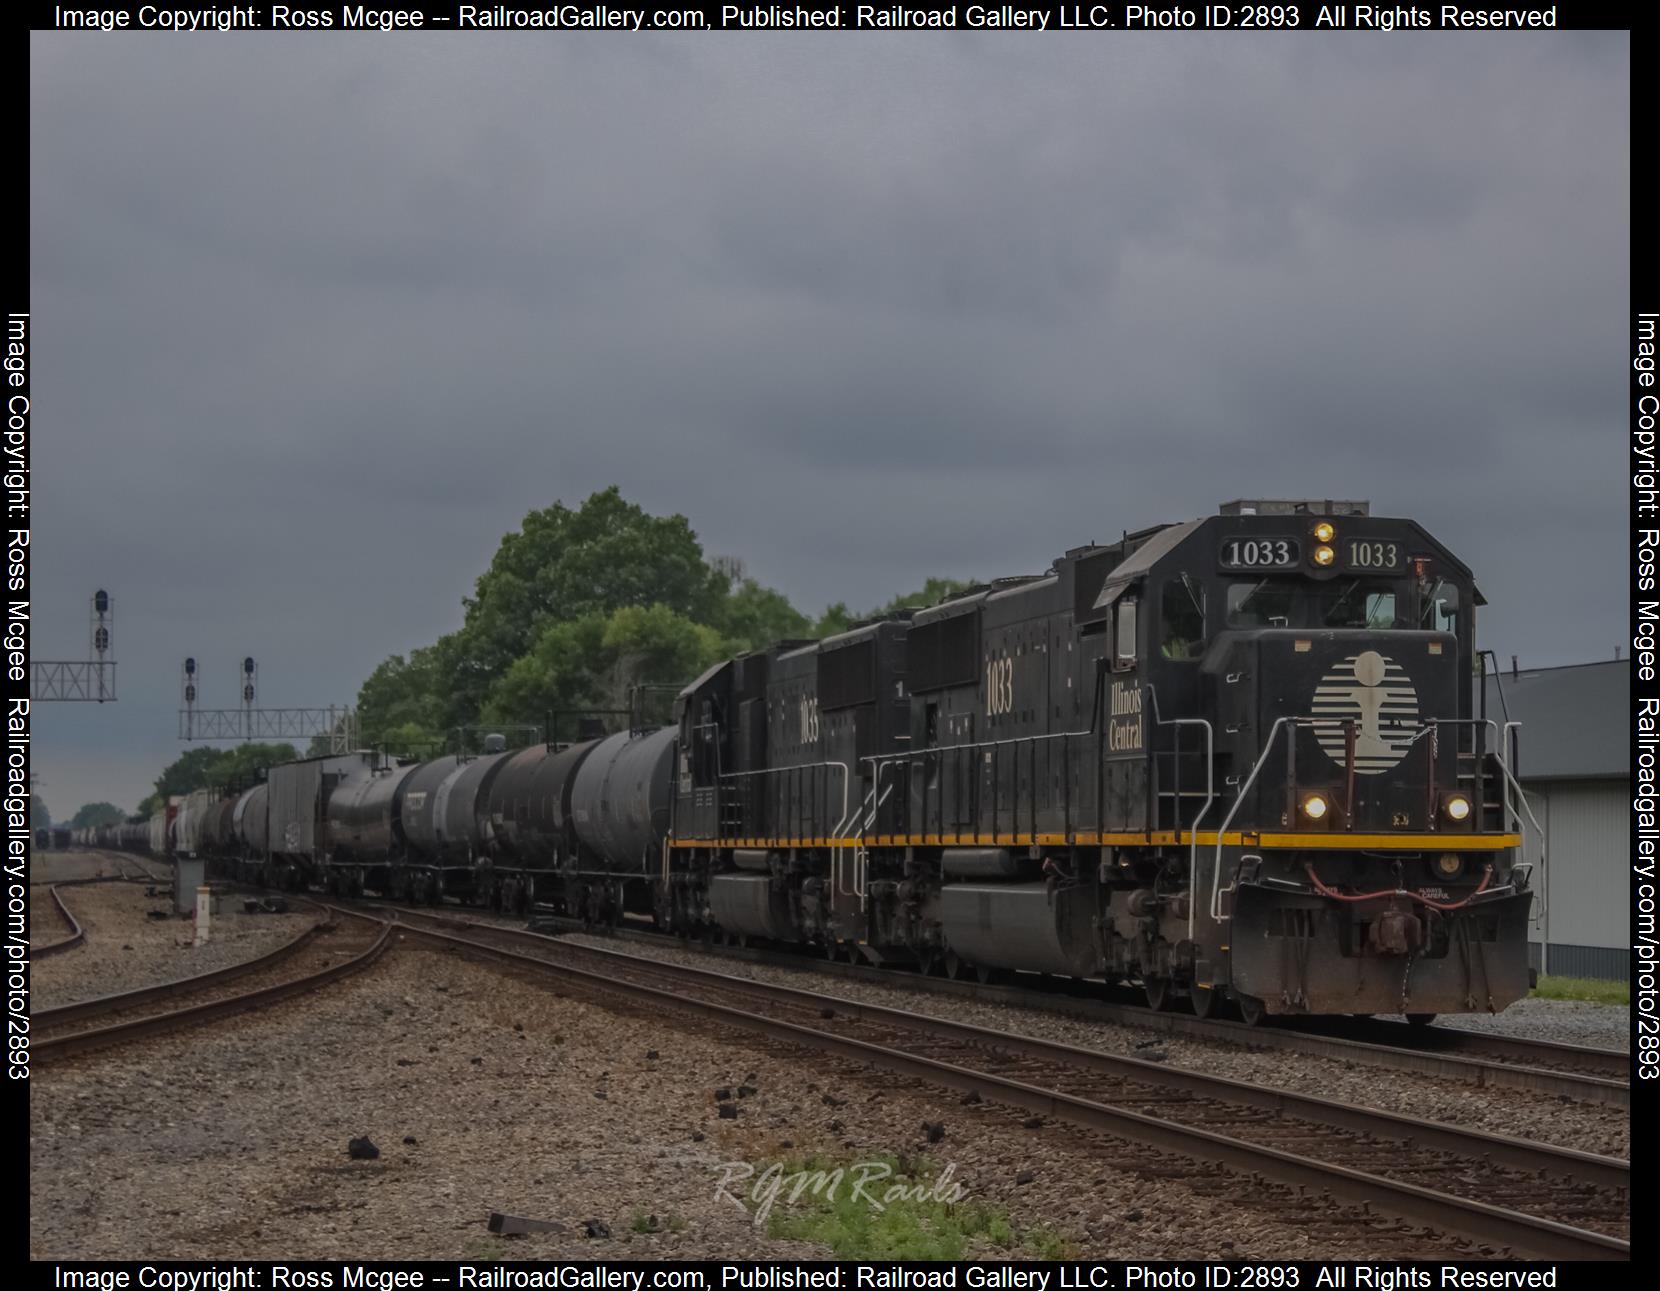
[[1189, 985, 1220, 1020], [823, 940, 840, 961], [1143, 977, 1173, 1012], [1405, 1013, 1438, 1027], [944, 952, 963, 981], [916, 952, 939, 978], [974, 964, 993, 985], [1236, 994, 1268, 1027]]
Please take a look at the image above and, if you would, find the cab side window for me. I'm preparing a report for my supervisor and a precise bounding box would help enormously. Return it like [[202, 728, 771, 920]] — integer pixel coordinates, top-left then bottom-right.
[[1420, 581, 1461, 637], [1160, 577, 1205, 662], [1114, 598, 1138, 670]]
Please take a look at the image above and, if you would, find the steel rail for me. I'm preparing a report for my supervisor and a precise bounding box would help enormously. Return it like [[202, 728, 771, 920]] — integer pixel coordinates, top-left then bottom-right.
[[526, 910, 1631, 1108], [383, 906, 1628, 1190], [34, 923, 393, 1061], [352, 903, 1627, 1261], [33, 922, 328, 1030], [35, 887, 86, 958]]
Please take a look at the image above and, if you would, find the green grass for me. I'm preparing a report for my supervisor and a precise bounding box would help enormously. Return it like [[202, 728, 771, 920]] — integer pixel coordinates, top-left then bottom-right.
[[1532, 975, 1629, 1005], [758, 1152, 1074, 1260]]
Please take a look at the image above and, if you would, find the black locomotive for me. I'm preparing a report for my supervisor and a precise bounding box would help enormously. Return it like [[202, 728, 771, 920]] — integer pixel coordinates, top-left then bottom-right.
[[664, 499, 1536, 1022], [107, 498, 1537, 1022]]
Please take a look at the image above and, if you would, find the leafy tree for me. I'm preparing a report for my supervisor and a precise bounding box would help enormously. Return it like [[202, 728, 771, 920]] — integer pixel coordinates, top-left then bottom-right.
[[30, 795, 49, 830], [813, 602, 855, 638], [457, 487, 727, 698], [481, 604, 726, 731], [876, 577, 976, 615], [713, 575, 812, 652], [811, 578, 976, 639], [71, 802, 126, 829], [355, 647, 447, 746], [137, 742, 300, 817]]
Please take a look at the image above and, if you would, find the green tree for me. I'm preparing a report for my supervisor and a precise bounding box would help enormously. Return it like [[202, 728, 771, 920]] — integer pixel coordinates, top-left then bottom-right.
[[457, 487, 727, 699], [713, 575, 812, 652], [137, 742, 299, 817], [355, 646, 447, 746], [811, 578, 975, 639], [875, 577, 975, 615], [71, 802, 126, 829], [481, 604, 727, 731], [30, 795, 49, 830]]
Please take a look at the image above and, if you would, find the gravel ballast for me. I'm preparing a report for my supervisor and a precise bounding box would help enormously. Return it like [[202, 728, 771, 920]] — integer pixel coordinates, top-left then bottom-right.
[[32, 940, 1491, 1261], [560, 932, 1630, 1159], [1426, 998, 1630, 1051], [31, 878, 317, 1010]]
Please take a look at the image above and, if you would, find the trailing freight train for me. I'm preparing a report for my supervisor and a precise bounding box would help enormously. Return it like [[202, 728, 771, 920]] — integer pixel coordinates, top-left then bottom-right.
[[89, 500, 1543, 1023]]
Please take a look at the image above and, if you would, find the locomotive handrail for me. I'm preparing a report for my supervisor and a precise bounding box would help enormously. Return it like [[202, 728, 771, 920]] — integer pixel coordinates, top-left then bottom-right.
[[1209, 716, 1297, 922], [860, 725, 1099, 848], [1209, 715, 1532, 925], [1497, 721, 1548, 918], [1144, 704, 1215, 946]]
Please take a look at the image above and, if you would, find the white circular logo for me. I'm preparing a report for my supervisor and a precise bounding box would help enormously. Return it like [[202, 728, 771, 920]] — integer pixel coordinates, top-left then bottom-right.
[[1310, 650, 1420, 776]]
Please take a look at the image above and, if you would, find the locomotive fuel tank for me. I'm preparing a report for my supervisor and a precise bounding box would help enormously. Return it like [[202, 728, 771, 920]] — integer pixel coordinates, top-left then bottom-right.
[[569, 727, 676, 872], [938, 881, 1103, 978], [708, 872, 799, 941]]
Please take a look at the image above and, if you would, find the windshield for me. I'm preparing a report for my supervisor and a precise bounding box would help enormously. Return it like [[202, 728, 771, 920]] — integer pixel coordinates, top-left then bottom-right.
[[1226, 578, 1415, 630], [1227, 580, 1297, 627], [1318, 579, 1398, 630]]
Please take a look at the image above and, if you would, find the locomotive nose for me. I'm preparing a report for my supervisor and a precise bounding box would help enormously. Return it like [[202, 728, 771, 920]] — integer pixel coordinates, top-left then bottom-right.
[[1208, 627, 1460, 834]]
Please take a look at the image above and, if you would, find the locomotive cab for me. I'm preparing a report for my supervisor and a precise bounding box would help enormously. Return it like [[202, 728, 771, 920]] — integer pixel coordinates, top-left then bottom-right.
[[1129, 502, 1533, 1018]]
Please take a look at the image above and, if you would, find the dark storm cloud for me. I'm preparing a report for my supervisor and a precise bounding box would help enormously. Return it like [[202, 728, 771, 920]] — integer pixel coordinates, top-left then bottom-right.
[[27, 31, 1628, 815]]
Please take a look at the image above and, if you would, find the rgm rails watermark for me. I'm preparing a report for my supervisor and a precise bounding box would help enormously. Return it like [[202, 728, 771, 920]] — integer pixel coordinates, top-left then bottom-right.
[[714, 1159, 967, 1226]]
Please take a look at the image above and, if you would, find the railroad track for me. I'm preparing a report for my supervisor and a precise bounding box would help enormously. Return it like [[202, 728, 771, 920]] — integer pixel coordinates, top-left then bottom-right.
[[35, 887, 86, 958], [342, 901, 1629, 1261], [32, 917, 391, 1061], [521, 910, 1630, 1108]]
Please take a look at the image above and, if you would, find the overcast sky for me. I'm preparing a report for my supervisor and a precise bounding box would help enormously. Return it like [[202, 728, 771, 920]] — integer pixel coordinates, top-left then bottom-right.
[[29, 31, 1628, 819]]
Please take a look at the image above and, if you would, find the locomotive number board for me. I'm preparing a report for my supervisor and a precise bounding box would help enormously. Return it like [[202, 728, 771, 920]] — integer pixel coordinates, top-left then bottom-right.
[[1217, 537, 1299, 570], [1341, 538, 1404, 570]]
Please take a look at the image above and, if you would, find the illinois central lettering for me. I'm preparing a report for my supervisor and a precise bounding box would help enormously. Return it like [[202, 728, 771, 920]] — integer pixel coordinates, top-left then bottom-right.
[[1108, 680, 1144, 751]]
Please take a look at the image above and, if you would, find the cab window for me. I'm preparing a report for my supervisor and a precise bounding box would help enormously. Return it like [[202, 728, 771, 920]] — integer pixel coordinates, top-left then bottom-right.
[[1227, 580, 1296, 627], [1160, 577, 1205, 661], [1114, 598, 1138, 668], [1420, 579, 1460, 636], [1319, 579, 1398, 630]]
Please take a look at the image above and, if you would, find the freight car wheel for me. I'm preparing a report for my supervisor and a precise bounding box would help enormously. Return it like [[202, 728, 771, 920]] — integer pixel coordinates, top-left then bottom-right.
[[1236, 994, 1268, 1027], [1189, 985, 1220, 1020], [974, 964, 994, 985], [1143, 977, 1173, 1012], [1405, 1013, 1438, 1027]]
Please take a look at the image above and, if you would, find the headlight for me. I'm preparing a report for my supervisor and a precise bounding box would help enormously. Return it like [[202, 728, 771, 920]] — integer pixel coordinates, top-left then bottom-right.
[[1434, 852, 1465, 879], [1313, 544, 1336, 567], [1301, 793, 1330, 821], [1443, 794, 1472, 822], [1312, 522, 1335, 543]]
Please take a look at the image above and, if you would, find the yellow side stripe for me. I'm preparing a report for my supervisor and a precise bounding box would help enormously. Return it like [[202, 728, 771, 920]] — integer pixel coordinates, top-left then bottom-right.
[[669, 831, 1521, 852]]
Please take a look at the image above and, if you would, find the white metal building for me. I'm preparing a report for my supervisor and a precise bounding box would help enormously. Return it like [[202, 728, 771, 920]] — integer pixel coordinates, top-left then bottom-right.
[[1484, 659, 1629, 980]]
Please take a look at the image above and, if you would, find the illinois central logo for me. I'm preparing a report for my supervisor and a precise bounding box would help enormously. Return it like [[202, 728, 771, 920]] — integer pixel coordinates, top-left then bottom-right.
[[1310, 650, 1420, 775]]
